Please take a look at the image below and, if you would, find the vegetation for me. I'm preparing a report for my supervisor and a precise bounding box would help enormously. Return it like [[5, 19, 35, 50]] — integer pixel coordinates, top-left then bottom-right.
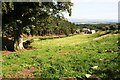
[[2, 31, 120, 79], [2, 2, 76, 51], [76, 24, 119, 33], [1, 1, 119, 80]]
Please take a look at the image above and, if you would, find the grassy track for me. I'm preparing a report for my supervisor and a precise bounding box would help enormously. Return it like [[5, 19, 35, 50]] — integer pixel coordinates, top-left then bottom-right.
[[2, 32, 120, 79]]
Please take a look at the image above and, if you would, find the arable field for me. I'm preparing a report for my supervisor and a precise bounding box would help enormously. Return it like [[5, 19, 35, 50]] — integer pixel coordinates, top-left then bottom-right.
[[2, 31, 120, 79]]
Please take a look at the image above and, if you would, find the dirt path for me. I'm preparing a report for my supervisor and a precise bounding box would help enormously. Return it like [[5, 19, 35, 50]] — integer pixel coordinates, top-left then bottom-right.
[[93, 34, 113, 41], [12, 67, 36, 78]]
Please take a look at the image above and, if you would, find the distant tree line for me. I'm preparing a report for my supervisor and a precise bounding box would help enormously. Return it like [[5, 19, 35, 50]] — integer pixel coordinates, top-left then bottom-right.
[[22, 17, 80, 37], [76, 24, 119, 33]]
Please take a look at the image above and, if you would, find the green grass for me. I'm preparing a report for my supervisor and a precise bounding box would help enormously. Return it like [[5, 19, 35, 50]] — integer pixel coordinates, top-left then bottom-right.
[[2, 32, 120, 79]]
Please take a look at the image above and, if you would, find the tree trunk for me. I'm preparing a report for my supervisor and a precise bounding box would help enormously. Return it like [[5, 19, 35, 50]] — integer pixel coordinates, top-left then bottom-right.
[[14, 39, 19, 51], [13, 22, 24, 51], [13, 31, 25, 51], [14, 37, 24, 51]]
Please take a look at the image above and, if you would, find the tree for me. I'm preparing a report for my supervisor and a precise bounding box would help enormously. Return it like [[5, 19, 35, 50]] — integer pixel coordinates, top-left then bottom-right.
[[2, 2, 73, 51]]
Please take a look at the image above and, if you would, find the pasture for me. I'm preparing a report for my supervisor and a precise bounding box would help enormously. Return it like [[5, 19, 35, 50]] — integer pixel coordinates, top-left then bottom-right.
[[2, 31, 120, 79]]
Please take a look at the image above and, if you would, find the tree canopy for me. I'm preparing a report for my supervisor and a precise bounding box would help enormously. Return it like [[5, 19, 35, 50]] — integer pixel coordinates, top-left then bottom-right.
[[2, 2, 80, 51]]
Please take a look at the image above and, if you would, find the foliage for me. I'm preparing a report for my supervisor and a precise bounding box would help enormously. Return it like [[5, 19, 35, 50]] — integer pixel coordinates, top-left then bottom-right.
[[77, 24, 118, 33], [2, 2, 74, 50]]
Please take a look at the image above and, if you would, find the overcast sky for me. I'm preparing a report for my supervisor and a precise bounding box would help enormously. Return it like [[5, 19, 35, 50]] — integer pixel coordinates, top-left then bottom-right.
[[64, 0, 119, 20]]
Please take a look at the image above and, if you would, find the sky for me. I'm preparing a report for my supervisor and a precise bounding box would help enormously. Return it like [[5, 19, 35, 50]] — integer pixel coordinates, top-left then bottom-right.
[[64, 0, 119, 20]]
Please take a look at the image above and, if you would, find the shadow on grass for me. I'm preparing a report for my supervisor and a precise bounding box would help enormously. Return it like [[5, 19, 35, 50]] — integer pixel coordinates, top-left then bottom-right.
[[2, 37, 33, 52], [93, 58, 120, 80]]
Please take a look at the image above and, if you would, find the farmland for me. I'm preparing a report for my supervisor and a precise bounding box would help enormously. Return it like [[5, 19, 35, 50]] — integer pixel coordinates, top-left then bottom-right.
[[2, 31, 120, 79]]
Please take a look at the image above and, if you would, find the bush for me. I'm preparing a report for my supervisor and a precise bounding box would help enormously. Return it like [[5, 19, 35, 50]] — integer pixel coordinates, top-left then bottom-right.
[[23, 39, 34, 48]]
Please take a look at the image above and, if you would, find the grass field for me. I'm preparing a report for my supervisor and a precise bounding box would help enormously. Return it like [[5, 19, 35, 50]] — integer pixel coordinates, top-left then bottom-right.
[[2, 31, 120, 79]]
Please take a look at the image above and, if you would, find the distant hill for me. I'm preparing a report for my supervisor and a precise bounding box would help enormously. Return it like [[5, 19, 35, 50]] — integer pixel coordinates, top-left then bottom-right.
[[67, 18, 118, 24]]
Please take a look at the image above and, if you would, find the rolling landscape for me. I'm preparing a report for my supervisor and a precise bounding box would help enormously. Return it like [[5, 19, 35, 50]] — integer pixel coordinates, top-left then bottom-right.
[[2, 31, 120, 79], [1, 1, 120, 80], [68, 18, 118, 24]]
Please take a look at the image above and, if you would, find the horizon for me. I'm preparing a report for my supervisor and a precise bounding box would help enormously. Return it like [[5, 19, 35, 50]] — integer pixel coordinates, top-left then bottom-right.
[[67, 18, 118, 24]]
